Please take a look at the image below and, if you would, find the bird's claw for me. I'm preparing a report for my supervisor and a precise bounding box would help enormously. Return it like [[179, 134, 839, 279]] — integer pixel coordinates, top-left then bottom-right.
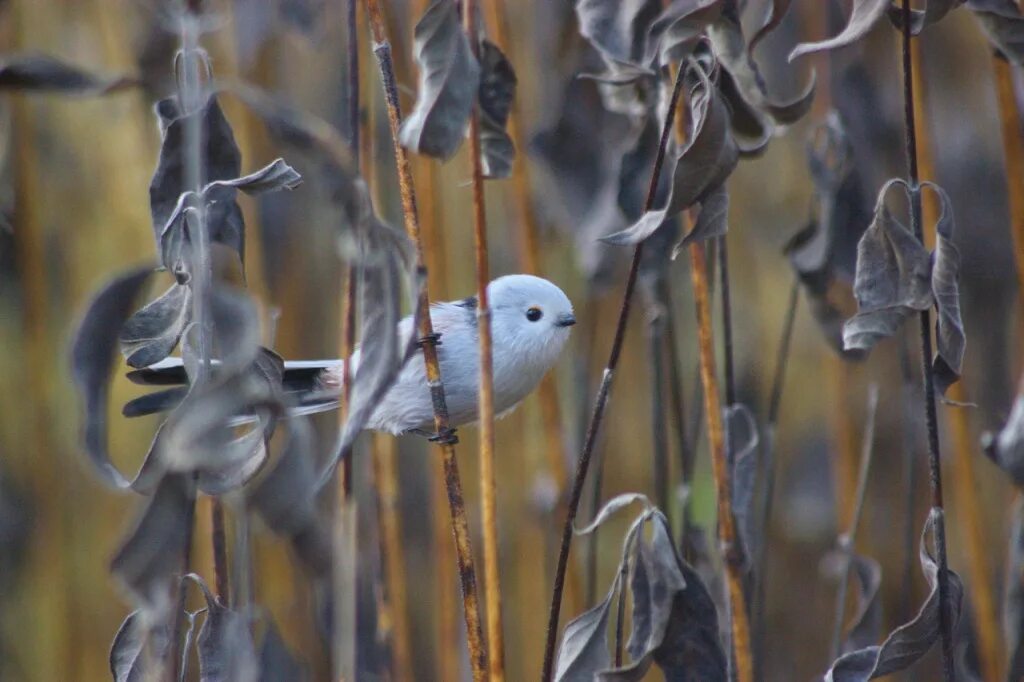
[[427, 427, 459, 445], [417, 332, 442, 348]]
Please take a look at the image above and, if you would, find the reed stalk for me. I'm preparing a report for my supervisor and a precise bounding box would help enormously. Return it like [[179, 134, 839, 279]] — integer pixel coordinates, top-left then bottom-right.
[[363, 1, 488, 677], [898, 2, 955, 677], [540, 64, 686, 682], [463, 0, 507, 678]]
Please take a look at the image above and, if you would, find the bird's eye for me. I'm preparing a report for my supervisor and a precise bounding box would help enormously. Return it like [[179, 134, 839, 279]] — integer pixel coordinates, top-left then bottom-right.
[[526, 307, 543, 322]]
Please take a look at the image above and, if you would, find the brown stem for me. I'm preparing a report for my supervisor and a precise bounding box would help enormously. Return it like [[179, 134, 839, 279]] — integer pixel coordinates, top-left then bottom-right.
[[993, 53, 1024, 309], [463, 0, 507, 678], [363, 2, 488, 678], [899, 2, 955, 678], [539, 64, 687, 682], [210, 499, 229, 605]]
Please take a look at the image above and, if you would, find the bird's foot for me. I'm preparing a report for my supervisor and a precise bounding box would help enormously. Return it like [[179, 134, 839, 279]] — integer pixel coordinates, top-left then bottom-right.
[[416, 332, 442, 348], [427, 427, 459, 445]]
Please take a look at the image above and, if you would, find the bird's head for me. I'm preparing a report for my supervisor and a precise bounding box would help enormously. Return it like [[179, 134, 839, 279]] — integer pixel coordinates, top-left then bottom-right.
[[488, 274, 575, 363]]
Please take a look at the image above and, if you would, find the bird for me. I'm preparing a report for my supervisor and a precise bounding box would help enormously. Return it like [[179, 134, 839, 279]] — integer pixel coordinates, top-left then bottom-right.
[[125, 274, 576, 438]]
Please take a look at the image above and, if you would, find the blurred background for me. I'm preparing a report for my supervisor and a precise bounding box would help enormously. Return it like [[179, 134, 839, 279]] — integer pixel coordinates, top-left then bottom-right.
[[0, 0, 1021, 680]]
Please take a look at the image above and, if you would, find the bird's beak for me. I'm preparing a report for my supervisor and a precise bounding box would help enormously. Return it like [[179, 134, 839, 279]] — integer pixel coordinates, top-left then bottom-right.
[[555, 312, 577, 328]]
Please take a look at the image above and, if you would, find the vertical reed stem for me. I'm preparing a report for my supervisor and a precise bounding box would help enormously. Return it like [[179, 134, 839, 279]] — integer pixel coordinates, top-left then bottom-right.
[[463, 0, 507, 678], [540, 64, 686, 682], [898, 2, 955, 678], [993, 52, 1024, 299], [363, 1, 488, 677]]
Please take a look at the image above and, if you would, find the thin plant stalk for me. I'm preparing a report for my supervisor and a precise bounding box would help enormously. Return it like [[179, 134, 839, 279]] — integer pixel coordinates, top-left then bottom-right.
[[898, 1, 955, 677], [481, 0, 569, 493], [993, 51, 1024, 298], [718, 236, 736, 407], [363, 1, 488, 677], [463, 0, 507, 678], [540, 64, 687, 682], [660, 278, 692, 543], [752, 278, 799, 674], [898, 329, 919, 623], [912, 37, 1002, 680], [829, 385, 880, 661], [646, 290, 670, 517]]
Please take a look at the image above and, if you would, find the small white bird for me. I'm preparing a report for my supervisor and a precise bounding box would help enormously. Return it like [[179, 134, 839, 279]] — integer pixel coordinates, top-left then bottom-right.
[[127, 274, 576, 437]]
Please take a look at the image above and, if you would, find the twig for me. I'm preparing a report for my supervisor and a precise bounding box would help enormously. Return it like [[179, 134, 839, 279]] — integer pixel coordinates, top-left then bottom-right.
[[463, 0, 507, 678], [993, 51, 1024, 299], [898, 2, 955, 678], [718, 236, 736, 407], [539, 65, 687, 682], [752, 278, 799, 673], [829, 385, 880, 660], [363, 1, 488, 678]]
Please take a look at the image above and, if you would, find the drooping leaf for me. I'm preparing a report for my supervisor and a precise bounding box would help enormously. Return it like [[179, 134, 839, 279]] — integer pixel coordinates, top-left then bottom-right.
[[109, 610, 171, 682], [575, 493, 653, 535], [120, 284, 192, 369], [842, 554, 884, 652], [823, 508, 964, 681], [923, 183, 965, 395], [789, 0, 891, 61], [724, 403, 760, 566], [842, 179, 932, 354], [554, 577, 618, 681], [983, 380, 1024, 485], [110, 473, 195, 616], [204, 158, 303, 195], [968, 0, 1024, 64], [888, 0, 963, 35], [184, 574, 259, 682], [1004, 497, 1024, 678], [0, 53, 138, 94], [399, 0, 481, 160], [208, 285, 263, 373], [70, 265, 155, 489], [646, 0, 724, 67], [601, 57, 737, 249], [750, 0, 793, 51], [149, 95, 245, 267], [477, 40, 517, 179]]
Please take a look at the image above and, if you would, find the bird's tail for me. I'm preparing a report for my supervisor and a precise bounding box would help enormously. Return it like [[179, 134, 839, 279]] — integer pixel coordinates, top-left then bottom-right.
[[123, 358, 341, 419]]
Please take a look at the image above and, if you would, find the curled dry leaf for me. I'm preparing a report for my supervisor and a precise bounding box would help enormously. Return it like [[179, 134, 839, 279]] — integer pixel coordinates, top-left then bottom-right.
[[1004, 497, 1024, 678], [888, 0, 964, 35], [399, 0, 481, 160], [789, 0, 890, 61], [983, 379, 1024, 485], [150, 95, 246, 269], [750, 0, 793, 51], [109, 610, 171, 682], [554, 577, 619, 681], [110, 473, 195, 616], [70, 265, 155, 489], [600, 58, 737, 251], [724, 403, 760, 567], [477, 39, 517, 179], [184, 573, 260, 682], [842, 554, 884, 652], [120, 283, 192, 369], [968, 0, 1024, 64], [842, 180, 965, 394], [823, 508, 964, 681], [0, 53, 139, 94], [646, 0, 724, 67]]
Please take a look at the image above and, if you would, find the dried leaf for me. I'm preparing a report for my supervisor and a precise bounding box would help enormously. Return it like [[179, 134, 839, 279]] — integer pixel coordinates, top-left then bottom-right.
[[823, 508, 964, 681], [983, 382, 1024, 485], [646, 0, 723, 67], [478, 40, 517, 179], [185, 574, 259, 682], [601, 58, 737, 248], [843, 554, 884, 652], [842, 179, 932, 354], [1004, 497, 1024, 678], [109, 611, 171, 682], [70, 265, 155, 489], [750, 0, 793, 51], [888, 0, 963, 35], [150, 96, 246, 267], [204, 158, 303, 195], [111, 473, 195, 616], [789, 0, 890, 61], [554, 578, 618, 681], [725, 403, 760, 565], [576, 493, 653, 535], [0, 53, 138, 94], [399, 0, 481, 160], [924, 183, 965, 395], [120, 284, 192, 369], [968, 0, 1024, 64]]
